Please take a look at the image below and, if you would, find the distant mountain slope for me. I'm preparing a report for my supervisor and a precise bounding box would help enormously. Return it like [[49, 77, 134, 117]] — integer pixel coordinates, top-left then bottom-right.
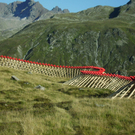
[[0, 0, 70, 40], [0, 0, 69, 20], [0, 0, 135, 76], [0, 18, 135, 76]]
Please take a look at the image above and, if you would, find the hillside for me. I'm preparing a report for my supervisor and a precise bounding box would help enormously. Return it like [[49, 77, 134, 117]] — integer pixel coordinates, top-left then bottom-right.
[[0, 66, 135, 135], [0, 0, 135, 76], [1, 1, 135, 134], [0, 17, 135, 76]]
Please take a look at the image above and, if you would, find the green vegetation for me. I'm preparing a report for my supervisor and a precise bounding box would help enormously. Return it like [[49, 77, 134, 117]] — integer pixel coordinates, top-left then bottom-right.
[[0, 14, 135, 76], [0, 1, 135, 76], [0, 66, 135, 135], [0, 2, 135, 134]]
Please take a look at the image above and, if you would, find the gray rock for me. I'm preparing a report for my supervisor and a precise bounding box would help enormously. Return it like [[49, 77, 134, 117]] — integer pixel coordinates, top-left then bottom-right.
[[79, 88, 84, 90], [24, 82, 29, 85], [11, 76, 20, 81], [34, 85, 45, 90], [28, 71, 32, 74]]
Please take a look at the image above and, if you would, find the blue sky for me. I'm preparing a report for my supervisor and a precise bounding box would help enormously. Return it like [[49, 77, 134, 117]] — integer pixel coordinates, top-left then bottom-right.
[[0, 0, 130, 12]]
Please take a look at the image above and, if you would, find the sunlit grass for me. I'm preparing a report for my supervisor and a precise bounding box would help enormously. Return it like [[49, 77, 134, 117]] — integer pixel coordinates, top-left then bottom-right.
[[0, 66, 135, 135]]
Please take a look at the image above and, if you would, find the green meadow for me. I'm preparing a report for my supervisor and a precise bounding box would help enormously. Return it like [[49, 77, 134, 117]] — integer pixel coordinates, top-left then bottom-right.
[[0, 66, 134, 135]]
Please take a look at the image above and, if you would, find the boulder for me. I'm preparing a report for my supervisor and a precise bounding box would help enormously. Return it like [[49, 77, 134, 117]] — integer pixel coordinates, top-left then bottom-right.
[[11, 76, 20, 81], [34, 85, 45, 90]]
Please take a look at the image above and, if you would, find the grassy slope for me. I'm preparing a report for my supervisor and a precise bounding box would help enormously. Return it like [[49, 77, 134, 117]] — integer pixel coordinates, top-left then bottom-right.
[[0, 18, 134, 58], [0, 17, 135, 75], [0, 2, 135, 76], [0, 66, 135, 135]]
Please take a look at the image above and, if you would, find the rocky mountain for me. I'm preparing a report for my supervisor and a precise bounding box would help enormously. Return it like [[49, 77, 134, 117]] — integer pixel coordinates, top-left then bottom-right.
[[0, 0, 69, 20], [0, 0, 46, 19], [51, 6, 69, 13], [0, 0, 135, 76], [0, 0, 70, 40]]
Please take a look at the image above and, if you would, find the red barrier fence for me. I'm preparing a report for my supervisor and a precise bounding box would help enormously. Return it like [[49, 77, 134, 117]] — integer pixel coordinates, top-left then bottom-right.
[[0, 55, 105, 70], [0, 55, 135, 81], [80, 71, 133, 81]]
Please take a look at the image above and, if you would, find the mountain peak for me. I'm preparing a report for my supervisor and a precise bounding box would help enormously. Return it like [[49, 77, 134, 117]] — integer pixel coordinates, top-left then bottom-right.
[[5, 0, 48, 20], [127, 0, 135, 4], [52, 6, 62, 12], [51, 6, 70, 13], [25, 0, 35, 5], [0, 0, 70, 21], [26, 0, 35, 2]]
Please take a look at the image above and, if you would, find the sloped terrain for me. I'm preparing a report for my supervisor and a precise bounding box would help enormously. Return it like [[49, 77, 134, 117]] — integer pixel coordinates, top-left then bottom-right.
[[0, 16, 135, 76], [0, 66, 135, 135], [0, 0, 135, 76]]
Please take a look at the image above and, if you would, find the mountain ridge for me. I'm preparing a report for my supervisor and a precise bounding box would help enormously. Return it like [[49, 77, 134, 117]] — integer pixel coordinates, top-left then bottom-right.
[[0, 0, 70, 20], [0, 0, 70, 40]]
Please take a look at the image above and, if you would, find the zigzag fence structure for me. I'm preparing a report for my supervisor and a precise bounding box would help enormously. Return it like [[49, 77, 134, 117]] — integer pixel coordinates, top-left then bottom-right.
[[0, 55, 135, 99], [0, 55, 99, 78]]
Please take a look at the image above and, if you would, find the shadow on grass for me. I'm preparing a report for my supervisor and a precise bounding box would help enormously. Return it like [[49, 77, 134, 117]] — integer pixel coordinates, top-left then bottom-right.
[[58, 81, 66, 83], [0, 101, 26, 111], [58, 87, 114, 98], [56, 101, 73, 110], [0, 121, 24, 135], [0, 70, 12, 73], [33, 97, 55, 116]]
